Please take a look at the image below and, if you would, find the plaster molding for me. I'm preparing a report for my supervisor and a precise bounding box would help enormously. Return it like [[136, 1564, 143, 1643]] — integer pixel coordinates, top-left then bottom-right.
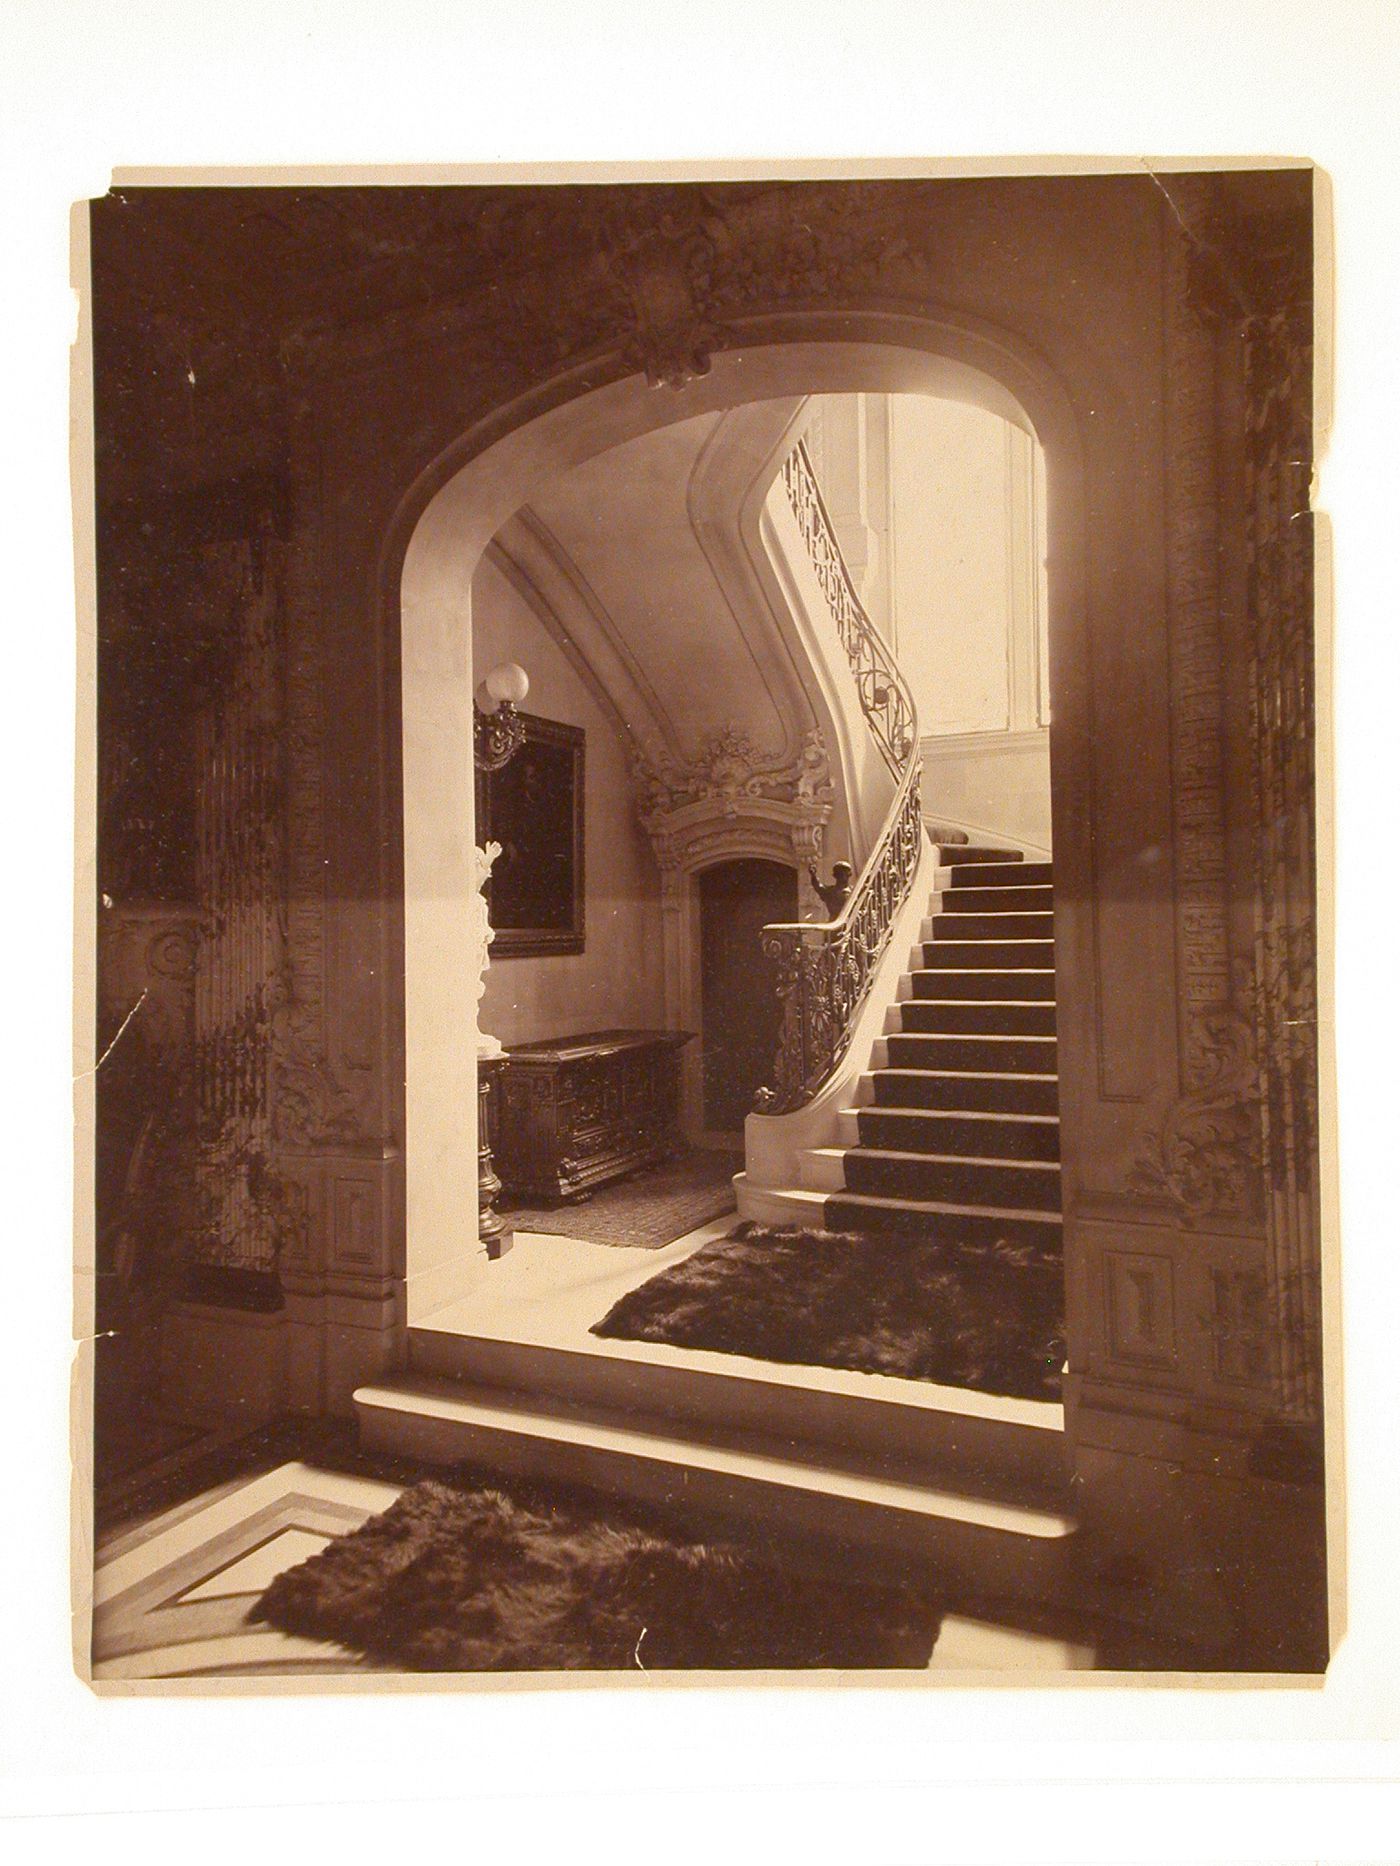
[[634, 725, 833, 830], [920, 726, 1050, 759], [634, 726, 834, 922]]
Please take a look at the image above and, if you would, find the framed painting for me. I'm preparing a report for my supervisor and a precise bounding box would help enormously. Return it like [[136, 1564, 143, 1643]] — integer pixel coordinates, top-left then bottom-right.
[[476, 711, 585, 957]]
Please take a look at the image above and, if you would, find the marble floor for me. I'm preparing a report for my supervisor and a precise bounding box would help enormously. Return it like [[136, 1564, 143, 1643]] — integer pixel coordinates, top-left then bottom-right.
[[89, 1452, 1097, 1683]]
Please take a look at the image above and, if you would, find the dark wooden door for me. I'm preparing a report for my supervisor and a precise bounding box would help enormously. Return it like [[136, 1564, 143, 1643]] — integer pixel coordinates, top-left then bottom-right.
[[698, 858, 799, 1133]]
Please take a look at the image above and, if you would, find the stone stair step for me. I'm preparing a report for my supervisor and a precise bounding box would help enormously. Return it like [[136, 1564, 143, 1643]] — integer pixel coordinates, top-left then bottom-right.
[[886, 1031, 1058, 1073], [922, 939, 1055, 969], [899, 999, 1057, 1037], [841, 1148, 1062, 1210], [405, 1318, 1072, 1503], [852, 1106, 1061, 1161], [868, 1068, 1061, 1114], [911, 968, 1056, 1001], [936, 884, 1054, 914], [355, 1375, 1075, 1584], [934, 845, 1025, 866], [930, 910, 1055, 941], [823, 1190, 1063, 1251], [950, 860, 1053, 888]]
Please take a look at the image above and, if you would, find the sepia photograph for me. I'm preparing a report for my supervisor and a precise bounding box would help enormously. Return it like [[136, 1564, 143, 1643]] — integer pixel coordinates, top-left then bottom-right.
[[76, 161, 1332, 1685]]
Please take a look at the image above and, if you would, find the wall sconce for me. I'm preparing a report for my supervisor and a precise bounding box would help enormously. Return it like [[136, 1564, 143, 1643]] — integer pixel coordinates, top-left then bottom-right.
[[474, 661, 530, 771]]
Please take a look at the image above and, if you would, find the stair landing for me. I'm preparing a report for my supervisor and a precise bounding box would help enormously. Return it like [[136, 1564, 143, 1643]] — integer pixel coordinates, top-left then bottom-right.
[[360, 1226, 1072, 1595]]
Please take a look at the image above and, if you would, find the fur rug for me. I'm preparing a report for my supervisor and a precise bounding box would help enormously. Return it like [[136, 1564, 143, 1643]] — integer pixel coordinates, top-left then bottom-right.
[[591, 1222, 1065, 1400], [251, 1468, 941, 1671]]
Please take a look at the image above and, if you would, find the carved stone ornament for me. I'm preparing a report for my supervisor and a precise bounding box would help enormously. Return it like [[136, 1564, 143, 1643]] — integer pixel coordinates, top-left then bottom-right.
[[605, 210, 727, 390], [633, 725, 834, 827], [1129, 998, 1262, 1225], [267, 971, 363, 1150], [473, 840, 504, 1059]]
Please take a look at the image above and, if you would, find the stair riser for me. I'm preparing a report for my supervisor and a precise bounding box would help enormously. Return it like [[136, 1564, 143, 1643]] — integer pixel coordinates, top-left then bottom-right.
[[871, 1072, 1060, 1114], [931, 912, 1054, 941], [887, 1034, 1058, 1073], [937, 886, 1053, 914], [912, 970, 1055, 1001], [935, 846, 1024, 866], [856, 1110, 1062, 1161], [951, 861, 1053, 888], [356, 1394, 1074, 1593], [922, 941, 1055, 970], [407, 1330, 1070, 1499], [899, 1001, 1057, 1036], [825, 1198, 1062, 1253], [842, 1154, 1062, 1209]]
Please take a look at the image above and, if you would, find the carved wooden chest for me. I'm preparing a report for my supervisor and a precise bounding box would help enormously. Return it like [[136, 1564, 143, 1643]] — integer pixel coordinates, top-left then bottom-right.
[[494, 1028, 694, 1205]]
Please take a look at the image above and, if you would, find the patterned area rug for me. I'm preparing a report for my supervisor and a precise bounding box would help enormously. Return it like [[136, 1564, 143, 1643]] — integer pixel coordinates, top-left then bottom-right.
[[251, 1465, 941, 1670], [503, 1148, 742, 1249], [591, 1222, 1066, 1400]]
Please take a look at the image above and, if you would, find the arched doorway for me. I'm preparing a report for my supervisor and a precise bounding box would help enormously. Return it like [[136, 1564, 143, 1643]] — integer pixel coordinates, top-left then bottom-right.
[[393, 326, 1084, 1320]]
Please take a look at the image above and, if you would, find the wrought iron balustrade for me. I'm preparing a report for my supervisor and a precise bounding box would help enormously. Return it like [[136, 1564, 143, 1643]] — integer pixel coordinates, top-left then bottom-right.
[[780, 443, 916, 777], [754, 441, 923, 1116]]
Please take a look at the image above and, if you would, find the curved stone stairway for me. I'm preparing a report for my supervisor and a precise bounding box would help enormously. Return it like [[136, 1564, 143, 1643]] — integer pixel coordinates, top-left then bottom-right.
[[816, 849, 1062, 1248]]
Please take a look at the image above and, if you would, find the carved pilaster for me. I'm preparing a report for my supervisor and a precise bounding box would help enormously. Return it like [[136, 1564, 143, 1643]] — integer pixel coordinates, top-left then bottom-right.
[[1244, 296, 1321, 1423], [191, 535, 304, 1298], [1165, 184, 1235, 1095], [271, 429, 368, 1155], [1133, 185, 1261, 1228]]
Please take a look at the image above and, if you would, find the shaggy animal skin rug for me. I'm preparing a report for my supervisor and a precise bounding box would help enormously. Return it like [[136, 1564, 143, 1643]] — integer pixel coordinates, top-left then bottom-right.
[[251, 1470, 940, 1671], [591, 1222, 1065, 1401]]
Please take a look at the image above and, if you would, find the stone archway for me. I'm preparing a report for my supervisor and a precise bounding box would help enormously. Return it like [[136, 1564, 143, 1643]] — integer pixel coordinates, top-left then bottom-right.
[[392, 327, 1084, 1322]]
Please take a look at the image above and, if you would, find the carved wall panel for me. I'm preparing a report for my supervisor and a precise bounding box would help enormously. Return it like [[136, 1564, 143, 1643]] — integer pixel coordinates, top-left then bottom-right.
[[1104, 1249, 1178, 1371], [1244, 294, 1322, 1424], [189, 535, 301, 1296], [1130, 183, 1262, 1233]]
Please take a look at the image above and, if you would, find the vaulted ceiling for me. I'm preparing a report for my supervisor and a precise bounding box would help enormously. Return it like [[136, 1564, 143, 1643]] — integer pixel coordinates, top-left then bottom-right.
[[506, 406, 807, 765]]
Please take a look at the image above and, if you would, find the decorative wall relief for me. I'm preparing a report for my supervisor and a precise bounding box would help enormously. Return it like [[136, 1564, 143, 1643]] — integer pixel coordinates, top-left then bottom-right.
[[1163, 179, 1236, 1099], [633, 725, 834, 886], [1128, 176, 1320, 1422], [1244, 279, 1322, 1423], [606, 211, 726, 390], [1209, 1266, 1273, 1389], [1128, 183, 1263, 1230], [190, 535, 304, 1300], [1129, 995, 1261, 1224], [635, 725, 833, 824]]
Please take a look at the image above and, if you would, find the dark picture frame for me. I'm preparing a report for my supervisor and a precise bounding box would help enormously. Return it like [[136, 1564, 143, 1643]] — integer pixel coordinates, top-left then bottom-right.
[[477, 712, 585, 957]]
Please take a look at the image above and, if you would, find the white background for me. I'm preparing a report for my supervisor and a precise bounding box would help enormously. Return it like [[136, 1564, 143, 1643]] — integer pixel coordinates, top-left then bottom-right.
[[4, 2, 1399, 1858]]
